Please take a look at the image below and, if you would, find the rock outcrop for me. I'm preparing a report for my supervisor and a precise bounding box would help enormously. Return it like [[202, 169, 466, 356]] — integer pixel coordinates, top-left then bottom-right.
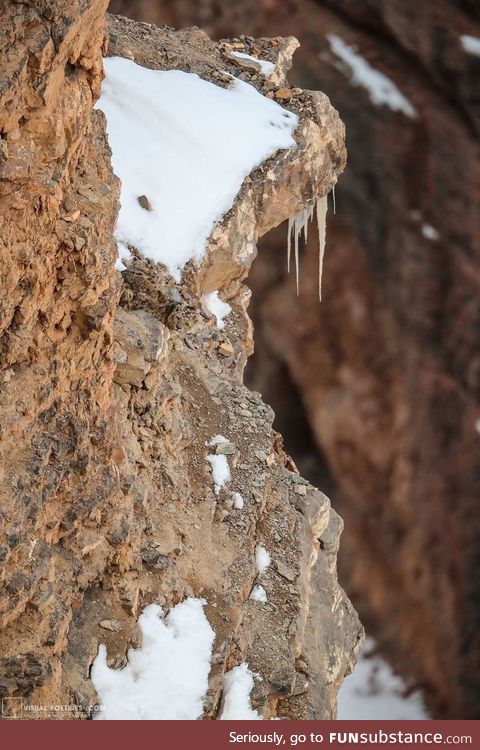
[[110, 0, 480, 719], [0, 2, 361, 719]]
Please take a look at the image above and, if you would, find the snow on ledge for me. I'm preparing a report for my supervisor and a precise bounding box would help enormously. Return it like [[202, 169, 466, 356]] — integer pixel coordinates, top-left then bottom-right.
[[203, 290, 232, 330], [230, 51, 276, 76], [250, 584, 268, 603], [91, 599, 264, 720], [232, 491, 245, 509], [206, 435, 231, 495], [91, 599, 215, 720], [326, 34, 417, 119], [460, 35, 480, 56], [255, 545, 271, 574], [96, 56, 298, 280], [219, 663, 261, 719]]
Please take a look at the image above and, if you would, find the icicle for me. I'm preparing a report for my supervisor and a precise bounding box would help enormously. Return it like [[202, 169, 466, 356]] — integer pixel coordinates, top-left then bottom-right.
[[287, 216, 293, 272], [332, 185, 336, 215], [316, 195, 328, 301], [294, 213, 300, 296], [304, 204, 314, 244], [285, 205, 316, 295]]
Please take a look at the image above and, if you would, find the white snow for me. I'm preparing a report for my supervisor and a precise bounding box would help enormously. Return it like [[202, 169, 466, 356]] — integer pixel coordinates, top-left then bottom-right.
[[203, 291, 232, 330], [460, 35, 480, 56], [326, 34, 417, 118], [219, 663, 261, 720], [337, 638, 429, 720], [207, 435, 231, 494], [250, 584, 268, 603], [96, 56, 298, 280], [91, 599, 215, 720], [232, 491, 245, 509], [255, 545, 271, 574], [230, 51, 276, 77], [421, 223, 440, 241], [207, 454, 231, 495]]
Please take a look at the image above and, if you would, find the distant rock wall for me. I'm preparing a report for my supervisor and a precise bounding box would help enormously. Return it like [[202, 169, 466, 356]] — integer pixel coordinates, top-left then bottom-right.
[[0, 2, 360, 719]]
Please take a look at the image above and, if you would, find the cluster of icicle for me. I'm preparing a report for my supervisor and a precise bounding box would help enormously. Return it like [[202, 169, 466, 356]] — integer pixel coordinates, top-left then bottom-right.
[[287, 191, 331, 300]]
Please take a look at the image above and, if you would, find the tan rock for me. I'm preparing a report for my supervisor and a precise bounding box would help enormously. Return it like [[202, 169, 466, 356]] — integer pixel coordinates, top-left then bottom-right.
[[0, 5, 360, 722]]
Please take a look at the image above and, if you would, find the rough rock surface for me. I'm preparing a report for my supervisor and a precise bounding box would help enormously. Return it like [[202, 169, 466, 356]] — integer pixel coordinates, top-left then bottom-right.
[[0, 3, 361, 719], [109, 0, 480, 719]]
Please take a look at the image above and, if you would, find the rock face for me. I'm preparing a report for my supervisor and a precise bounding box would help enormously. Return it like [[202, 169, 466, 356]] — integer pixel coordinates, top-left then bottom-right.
[[109, 0, 480, 719], [0, 3, 361, 719]]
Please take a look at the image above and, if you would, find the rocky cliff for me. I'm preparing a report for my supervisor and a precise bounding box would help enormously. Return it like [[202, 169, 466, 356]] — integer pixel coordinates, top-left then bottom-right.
[[109, 0, 480, 719], [0, 1, 361, 719]]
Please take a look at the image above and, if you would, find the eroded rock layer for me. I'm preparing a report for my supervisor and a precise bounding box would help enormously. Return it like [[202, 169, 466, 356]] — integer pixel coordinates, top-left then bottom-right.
[[0, 3, 360, 718]]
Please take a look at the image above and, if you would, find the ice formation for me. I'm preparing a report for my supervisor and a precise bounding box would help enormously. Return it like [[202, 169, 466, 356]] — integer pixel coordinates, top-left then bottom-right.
[[287, 204, 315, 295], [316, 194, 328, 301], [287, 195, 329, 300]]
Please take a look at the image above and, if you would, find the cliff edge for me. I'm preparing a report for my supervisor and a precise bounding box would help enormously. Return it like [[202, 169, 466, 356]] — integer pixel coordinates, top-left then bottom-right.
[[0, 1, 361, 719]]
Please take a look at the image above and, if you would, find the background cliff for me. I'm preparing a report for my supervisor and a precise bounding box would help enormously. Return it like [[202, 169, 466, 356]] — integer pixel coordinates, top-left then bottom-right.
[[0, 0, 361, 719], [109, 0, 480, 719]]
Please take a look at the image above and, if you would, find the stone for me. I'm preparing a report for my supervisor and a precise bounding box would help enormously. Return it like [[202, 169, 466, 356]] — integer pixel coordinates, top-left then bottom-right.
[[294, 485, 307, 496], [137, 194, 153, 211], [113, 308, 169, 387], [99, 619, 123, 632], [276, 561, 296, 582], [215, 442, 235, 455], [218, 340, 234, 357]]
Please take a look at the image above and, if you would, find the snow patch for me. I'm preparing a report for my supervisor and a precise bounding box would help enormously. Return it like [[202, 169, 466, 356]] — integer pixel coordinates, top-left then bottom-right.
[[250, 584, 268, 603], [232, 491, 245, 509], [326, 34, 417, 118], [91, 599, 215, 720], [96, 56, 298, 280], [203, 291, 232, 330], [230, 51, 276, 77], [421, 223, 440, 241], [337, 638, 429, 720], [206, 435, 231, 494], [220, 663, 261, 720], [207, 454, 231, 495], [460, 35, 480, 56], [255, 545, 271, 574]]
